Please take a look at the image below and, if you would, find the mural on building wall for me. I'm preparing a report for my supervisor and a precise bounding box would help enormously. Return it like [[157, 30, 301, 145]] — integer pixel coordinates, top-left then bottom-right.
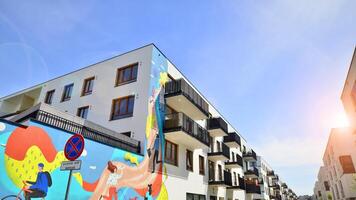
[[0, 47, 169, 200]]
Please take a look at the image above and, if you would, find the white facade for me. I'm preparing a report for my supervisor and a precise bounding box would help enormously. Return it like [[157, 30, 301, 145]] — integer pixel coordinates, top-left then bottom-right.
[[0, 44, 296, 200]]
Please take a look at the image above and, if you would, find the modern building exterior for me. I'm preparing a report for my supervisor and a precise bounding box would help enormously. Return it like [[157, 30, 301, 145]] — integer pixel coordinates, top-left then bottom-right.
[[314, 47, 356, 200], [0, 44, 297, 200]]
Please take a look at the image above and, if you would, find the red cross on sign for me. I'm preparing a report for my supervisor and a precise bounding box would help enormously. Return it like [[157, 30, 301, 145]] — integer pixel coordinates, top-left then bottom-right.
[[64, 134, 85, 161]]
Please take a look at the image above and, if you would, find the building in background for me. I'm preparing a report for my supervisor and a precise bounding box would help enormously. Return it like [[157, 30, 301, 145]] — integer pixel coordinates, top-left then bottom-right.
[[0, 44, 297, 200], [314, 48, 356, 200]]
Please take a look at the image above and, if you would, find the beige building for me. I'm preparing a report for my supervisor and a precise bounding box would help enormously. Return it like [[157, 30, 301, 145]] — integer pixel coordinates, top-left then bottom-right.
[[314, 47, 356, 200]]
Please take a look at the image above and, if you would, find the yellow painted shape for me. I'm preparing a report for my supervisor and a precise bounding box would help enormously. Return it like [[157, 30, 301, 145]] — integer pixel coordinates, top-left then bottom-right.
[[73, 172, 83, 187], [156, 183, 169, 200], [4, 146, 66, 188], [159, 72, 168, 86], [146, 114, 156, 138], [124, 152, 139, 166]]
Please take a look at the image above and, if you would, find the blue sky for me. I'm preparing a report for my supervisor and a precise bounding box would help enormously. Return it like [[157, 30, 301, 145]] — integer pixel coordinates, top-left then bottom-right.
[[0, 0, 355, 195]]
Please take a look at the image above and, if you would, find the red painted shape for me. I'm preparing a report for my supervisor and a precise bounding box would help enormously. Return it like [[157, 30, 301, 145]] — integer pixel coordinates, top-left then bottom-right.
[[5, 126, 57, 162], [82, 179, 99, 192]]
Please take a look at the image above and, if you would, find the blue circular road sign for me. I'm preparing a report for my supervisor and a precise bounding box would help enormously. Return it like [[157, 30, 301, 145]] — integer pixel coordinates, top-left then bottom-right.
[[64, 134, 85, 161]]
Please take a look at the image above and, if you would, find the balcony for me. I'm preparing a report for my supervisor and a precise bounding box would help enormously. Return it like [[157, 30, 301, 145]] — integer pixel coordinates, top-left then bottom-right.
[[209, 170, 233, 187], [245, 167, 259, 178], [165, 79, 209, 120], [269, 182, 279, 188], [246, 182, 261, 194], [267, 170, 275, 177], [225, 154, 243, 169], [228, 176, 245, 190], [243, 149, 257, 161], [208, 142, 230, 161], [223, 132, 241, 148], [207, 117, 228, 137], [164, 112, 210, 148]]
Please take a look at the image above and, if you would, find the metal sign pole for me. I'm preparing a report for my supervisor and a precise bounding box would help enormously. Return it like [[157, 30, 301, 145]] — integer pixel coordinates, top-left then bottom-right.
[[64, 169, 73, 200]]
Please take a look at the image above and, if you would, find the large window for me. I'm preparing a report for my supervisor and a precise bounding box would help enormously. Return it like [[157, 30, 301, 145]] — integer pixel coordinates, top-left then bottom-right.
[[165, 140, 178, 166], [339, 155, 356, 174], [115, 63, 138, 86], [44, 90, 55, 104], [81, 77, 95, 96], [324, 181, 330, 191], [186, 193, 206, 200], [110, 95, 135, 120], [77, 106, 89, 119], [199, 155, 205, 175], [186, 149, 193, 171], [61, 83, 74, 102]]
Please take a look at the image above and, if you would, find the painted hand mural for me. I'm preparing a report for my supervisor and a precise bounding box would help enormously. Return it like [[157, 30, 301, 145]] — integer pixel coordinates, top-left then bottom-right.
[[0, 48, 169, 199]]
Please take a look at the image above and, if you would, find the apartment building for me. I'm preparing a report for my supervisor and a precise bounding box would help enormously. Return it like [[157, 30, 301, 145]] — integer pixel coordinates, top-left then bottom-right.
[[314, 48, 356, 200], [0, 44, 296, 200]]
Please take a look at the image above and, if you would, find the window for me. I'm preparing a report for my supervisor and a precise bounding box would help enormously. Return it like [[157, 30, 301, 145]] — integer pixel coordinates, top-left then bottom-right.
[[186, 150, 193, 171], [120, 131, 131, 137], [165, 140, 178, 166], [218, 164, 222, 181], [115, 63, 138, 86], [77, 106, 89, 119], [339, 155, 356, 174], [199, 155, 205, 175], [81, 77, 95, 96], [110, 95, 135, 120], [233, 172, 237, 186], [186, 193, 206, 200], [61, 83, 74, 102], [324, 181, 330, 191], [232, 152, 235, 162], [44, 90, 55, 104], [208, 161, 215, 181]]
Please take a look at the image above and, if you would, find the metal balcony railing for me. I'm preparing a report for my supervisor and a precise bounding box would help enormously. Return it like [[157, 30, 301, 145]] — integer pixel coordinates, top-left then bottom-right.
[[165, 79, 209, 116], [223, 132, 241, 145], [164, 112, 210, 146], [209, 170, 232, 186], [209, 142, 230, 159], [246, 182, 261, 194], [245, 167, 259, 177], [226, 153, 243, 167], [207, 117, 228, 133], [243, 149, 257, 160], [35, 110, 141, 154]]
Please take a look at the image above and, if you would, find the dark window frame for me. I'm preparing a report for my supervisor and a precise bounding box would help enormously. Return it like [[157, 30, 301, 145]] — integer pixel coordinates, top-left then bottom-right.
[[186, 193, 206, 200], [77, 106, 89, 119], [165, 140, 178, 166], [186, 149, 193, 172], [115, 63, 138, 86], [61, 83, 74, 102], [44, 90, 55, 104], [81, 76, 95, 96], [199, 155, 205, 175], [110, 95, 135, 120]]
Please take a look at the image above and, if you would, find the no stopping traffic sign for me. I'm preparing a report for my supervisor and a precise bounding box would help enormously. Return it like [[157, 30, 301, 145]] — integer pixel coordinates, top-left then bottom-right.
[[64, 134, 85, 161]]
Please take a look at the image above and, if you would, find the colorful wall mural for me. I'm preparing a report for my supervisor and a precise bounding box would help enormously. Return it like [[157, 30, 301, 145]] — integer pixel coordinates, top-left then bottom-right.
[[0, 47, 169, 200]]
